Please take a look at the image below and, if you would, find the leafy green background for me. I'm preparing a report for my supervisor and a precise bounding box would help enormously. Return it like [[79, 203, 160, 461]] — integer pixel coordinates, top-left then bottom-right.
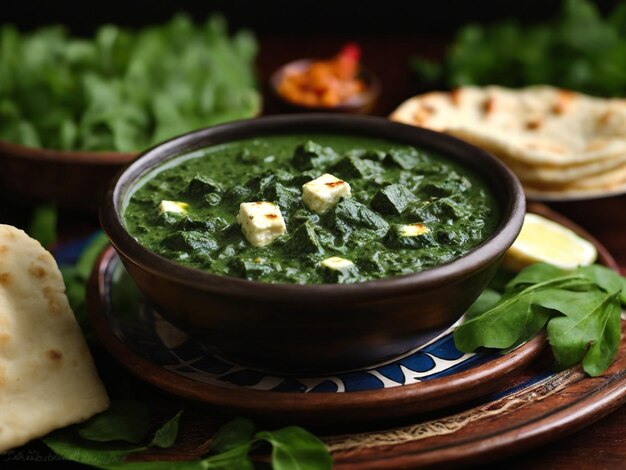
[[412, 0, 626, 97], [0, 14, 259, 151]]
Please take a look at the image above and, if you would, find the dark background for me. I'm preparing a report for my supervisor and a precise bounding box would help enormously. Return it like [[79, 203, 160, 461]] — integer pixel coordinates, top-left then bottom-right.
[[2, 0, 622, 35]]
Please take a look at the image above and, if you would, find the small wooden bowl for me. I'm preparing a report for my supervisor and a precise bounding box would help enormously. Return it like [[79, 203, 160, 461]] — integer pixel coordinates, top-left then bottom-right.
[[100, 114, 526, 374], [0, 139, 136, 210], [269, 58, 381, 114]]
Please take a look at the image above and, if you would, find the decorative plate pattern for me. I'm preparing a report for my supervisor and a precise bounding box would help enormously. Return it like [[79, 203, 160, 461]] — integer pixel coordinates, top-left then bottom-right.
[[104, 255, 498, 393]]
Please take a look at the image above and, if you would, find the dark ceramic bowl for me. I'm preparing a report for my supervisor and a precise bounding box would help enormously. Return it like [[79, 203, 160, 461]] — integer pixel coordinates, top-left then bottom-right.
[[100, 114, 525, 374], [0, 139, 136, 210], [269, 59, 381, 114]]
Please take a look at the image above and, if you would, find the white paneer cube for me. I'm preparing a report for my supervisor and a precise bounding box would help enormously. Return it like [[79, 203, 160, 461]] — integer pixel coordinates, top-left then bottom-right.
[[302, 173, 351, 214], [236, 202, 286, 247], [398, 223, 429, 237], [159, 200, 189, 214], [321, 256, 355, 270]]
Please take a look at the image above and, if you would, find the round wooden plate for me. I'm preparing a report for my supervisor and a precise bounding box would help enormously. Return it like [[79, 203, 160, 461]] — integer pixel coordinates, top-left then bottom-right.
[[88, 247, 544, 425]]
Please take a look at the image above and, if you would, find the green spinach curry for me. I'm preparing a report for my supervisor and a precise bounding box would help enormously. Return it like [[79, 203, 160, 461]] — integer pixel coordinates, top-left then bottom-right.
[[124, 134, 499, 284]]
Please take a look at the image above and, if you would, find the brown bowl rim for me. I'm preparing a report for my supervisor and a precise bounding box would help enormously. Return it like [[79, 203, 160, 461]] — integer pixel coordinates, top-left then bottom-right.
[[0, 138, 136, 165], [269, 58, 381, 112], [99, 114, 526, 303]]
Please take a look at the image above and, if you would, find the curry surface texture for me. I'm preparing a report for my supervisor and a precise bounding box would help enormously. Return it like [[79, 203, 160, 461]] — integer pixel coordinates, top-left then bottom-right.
[[124, 134, 499, 283]]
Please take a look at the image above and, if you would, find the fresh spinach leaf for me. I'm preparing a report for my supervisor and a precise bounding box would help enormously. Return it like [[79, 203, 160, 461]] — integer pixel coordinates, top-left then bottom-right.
[[78, 401, 151, 444], [44, 428, 143, 467], [255, 426, 332, 470], [46, 415, 332, 470], [44, 409, 184, 468]]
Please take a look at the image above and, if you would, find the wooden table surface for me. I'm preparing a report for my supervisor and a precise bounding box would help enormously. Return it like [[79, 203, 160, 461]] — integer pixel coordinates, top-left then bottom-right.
[[1, 32, 625, 469]]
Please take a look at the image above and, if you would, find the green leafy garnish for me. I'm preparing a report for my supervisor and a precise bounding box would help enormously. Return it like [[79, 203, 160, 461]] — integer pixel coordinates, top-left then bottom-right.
[[203, 418, 332, 470], [77, 401, 152, 444], [412, 0, 626, 96], [255, 426, 332, 470], [454, 263, 626, 376], [44, 402, 184, 467], [0, 14, 259, 151], [45, 415, 331, 470]]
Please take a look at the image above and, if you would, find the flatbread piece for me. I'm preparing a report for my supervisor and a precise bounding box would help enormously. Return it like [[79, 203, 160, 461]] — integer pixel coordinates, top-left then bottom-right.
[[390, 86, 626, 195], [0, 225, 109, 452]]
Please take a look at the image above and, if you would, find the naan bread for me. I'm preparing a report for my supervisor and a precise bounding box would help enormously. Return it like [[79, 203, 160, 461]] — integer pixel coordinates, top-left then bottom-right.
[[0, 225, 109, 452], [390, 86, 626, 194]]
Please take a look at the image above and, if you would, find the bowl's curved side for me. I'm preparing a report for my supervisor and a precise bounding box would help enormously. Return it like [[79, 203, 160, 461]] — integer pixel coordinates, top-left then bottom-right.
[[100, 114, 525, 372], [117, 249, 502, 373]]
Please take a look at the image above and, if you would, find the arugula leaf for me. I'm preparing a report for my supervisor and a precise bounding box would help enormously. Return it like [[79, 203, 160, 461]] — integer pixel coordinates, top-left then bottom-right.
[[78, 401, 151, 444], [504, 263, 569, 289], [27, 204, 57, 248], [465, 288, 501, 320], [255, 426, 332, 470], [547, 292, 622, 376], [454, 263, 626, 377], [578, 264, 624, 295], [454, 289, 555, 351]]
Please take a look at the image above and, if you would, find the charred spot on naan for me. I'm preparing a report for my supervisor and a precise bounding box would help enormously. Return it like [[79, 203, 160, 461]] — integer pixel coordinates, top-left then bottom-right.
[[28, 262, 47, 279], [42, 286, 63, 316], [45, 349, 64, 366], [551, 89, 575, 115]]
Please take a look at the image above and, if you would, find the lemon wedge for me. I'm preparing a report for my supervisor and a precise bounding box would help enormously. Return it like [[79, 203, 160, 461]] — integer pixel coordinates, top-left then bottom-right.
[[503, 213, 597, 271]]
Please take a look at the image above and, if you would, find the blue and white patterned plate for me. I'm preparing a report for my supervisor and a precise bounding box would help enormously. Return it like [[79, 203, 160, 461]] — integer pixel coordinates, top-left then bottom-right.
[[89, 248, 545, 420]]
